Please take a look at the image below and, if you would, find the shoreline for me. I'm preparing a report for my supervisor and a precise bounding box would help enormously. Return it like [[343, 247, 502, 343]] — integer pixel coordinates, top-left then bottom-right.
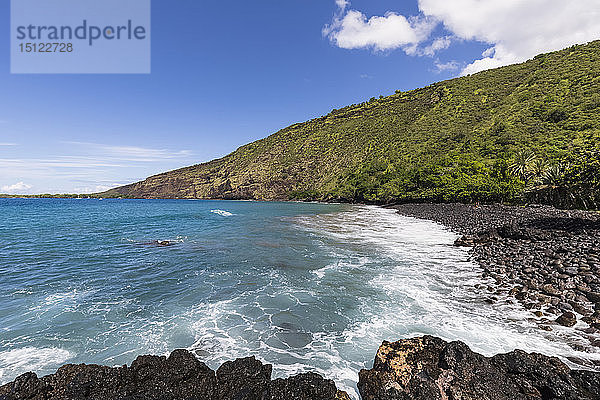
[[390, 203, 600, 367]]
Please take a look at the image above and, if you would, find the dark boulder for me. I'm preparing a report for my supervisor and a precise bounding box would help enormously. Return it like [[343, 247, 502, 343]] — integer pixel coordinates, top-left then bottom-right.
[[556, 312, 577, 327], [270, 373, 351, 400], [358, 336, 600, 400], [215, 357, 271, 400], [587, 292, 600, 303], [0, 350, 349, 400]]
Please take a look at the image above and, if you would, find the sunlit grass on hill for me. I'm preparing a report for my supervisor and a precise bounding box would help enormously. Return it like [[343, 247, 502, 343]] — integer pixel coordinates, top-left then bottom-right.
[[102, 41, 600, 208]]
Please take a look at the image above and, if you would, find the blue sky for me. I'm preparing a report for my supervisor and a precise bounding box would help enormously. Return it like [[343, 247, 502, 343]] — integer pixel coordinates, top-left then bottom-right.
[[1, 0, 598, 194]]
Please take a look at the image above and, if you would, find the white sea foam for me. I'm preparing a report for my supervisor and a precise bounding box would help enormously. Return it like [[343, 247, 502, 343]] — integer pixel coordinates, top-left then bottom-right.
[[0, 347, 72, 383], [210, 209, 234, 217], [289, 205, 600, 397], [311, 262, 338, 279], [27, 289, 95, 315]]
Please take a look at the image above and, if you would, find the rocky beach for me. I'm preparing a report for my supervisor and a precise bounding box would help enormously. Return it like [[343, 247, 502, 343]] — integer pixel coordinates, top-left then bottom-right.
[[391, 203, 600, 363]]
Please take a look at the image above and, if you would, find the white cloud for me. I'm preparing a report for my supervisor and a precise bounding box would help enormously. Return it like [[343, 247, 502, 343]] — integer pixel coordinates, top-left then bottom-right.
[[434, 59, 460, 73], [71, 184, 121, 194], [0, 143, 16, 146], [65, 142, 193, 162], [326, 0, 600, 74], [0, 158, 127, 170], [420, 0, 600, 74], [103, 145, 192, 160], [1, 181, 32, 193], [0, 142, 196, 194], [482, 47, 495, 58], [335, 0, 349, 11], [422, 36, 452, 57], [324, 10, 435, 52]]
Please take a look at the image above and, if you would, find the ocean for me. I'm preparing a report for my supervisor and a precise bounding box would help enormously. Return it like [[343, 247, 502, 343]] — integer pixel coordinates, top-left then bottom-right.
[[0, 199, 597, 398]]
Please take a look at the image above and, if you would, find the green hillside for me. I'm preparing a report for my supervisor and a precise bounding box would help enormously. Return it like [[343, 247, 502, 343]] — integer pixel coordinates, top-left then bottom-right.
[[102, 41, 600, 206]]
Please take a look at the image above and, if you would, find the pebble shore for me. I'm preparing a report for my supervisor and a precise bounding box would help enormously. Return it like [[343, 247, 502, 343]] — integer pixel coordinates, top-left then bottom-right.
[[390, 203, 600, 365]]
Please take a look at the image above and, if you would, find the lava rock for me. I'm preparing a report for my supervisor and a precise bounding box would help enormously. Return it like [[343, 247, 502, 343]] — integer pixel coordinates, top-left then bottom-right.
[[215, 357, 271, 400], [270, 373, 351, 400], [0, 350, 349, 400], [358, 336, 600, 400], [556, 312, 578, 327], [587, 292, 600, 303]]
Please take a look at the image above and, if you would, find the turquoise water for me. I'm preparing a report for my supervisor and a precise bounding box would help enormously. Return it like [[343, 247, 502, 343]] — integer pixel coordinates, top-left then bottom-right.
[[0, 199, 597, 398]]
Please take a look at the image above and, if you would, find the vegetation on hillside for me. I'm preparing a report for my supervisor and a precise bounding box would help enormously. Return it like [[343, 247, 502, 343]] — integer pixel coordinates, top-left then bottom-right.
[[102, 41, 600, 208]]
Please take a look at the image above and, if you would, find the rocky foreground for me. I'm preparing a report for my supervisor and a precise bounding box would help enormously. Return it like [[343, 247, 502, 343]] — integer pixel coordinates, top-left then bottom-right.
[[359, 336, 600, 400], [0, 350, 350, 400], [2, 337, 600, 400], [391, 203, 600, 357]]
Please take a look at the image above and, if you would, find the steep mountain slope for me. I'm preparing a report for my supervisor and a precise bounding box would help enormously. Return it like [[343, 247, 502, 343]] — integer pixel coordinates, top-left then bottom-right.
[[102, 41, 600, 203]]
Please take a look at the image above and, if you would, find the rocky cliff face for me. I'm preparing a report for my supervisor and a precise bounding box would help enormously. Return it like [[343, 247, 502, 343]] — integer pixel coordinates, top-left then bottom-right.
[[0, 350, 350, 400], [358, 336, 600, 400]]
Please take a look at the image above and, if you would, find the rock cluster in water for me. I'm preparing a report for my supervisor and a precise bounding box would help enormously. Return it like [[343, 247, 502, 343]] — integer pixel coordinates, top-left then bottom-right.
[[358, 336, 600, 400], [0, 350, 350, 400], [392, 203, 600, 359]]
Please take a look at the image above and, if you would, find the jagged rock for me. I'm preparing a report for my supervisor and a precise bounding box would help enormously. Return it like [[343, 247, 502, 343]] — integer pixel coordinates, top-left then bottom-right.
[[215, 357, 271, 400], [358, 336, 600, 400], [270, 373, 351, 400], [0, 350, 348, 400]]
